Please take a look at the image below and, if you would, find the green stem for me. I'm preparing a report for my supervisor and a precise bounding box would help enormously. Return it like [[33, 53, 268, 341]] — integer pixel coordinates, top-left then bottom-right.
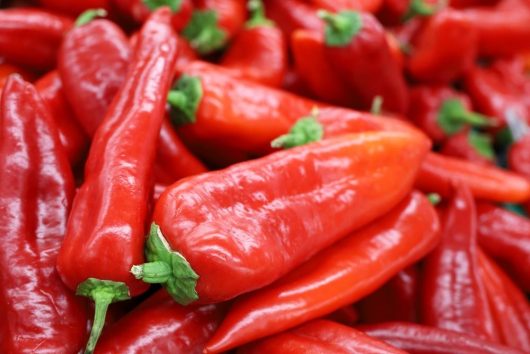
[[142, 0, 182, 12], [182, 10, 227, 54], [271, 108, 323, 149], [167, 75, 202, 125], [246, 0, 274, 28], [318, 10, 363, 47], [437, 99, 494, 135], [427, 193, 441, 205], [85, 294, 112, 354], [75, 8, 107, 27], [402, 0, 436, 22], [131, 261, 171, 283], [370, 96, 383, 115], [318, 10, 350, 32]]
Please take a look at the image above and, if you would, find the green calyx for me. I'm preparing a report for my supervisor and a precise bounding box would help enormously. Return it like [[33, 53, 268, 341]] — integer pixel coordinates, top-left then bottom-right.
[[75, 8, 107, 27], [131, 223, 199, 305], [427, 193, 441, 205], [182, 10, 228, 55], [402, 0, 436, 22], [271, 108, 324, 149], [143, 0, 182, 12], [468, 130, 495, 160], [318, 10, 363, 47], [370, 96, 384, 115], [76, 278, 130, 354], [246, 0, 274, 28], [167, 75, 202, 125], [437, 99, 494, 135]]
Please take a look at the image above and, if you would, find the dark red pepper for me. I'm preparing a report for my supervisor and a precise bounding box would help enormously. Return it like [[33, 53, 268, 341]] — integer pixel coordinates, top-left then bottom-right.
[[0, 75, 88, 354], [0, 8, 73, 71], [421, 182, 498, 341], [310, 0, 384, 13], [37, 0, 110, 16], [509, 134, 530, 179], [57, 9, 179, 353], [264, 0, 323, 39], [378, 0, 437, 26], [0, 62, 35, 90]]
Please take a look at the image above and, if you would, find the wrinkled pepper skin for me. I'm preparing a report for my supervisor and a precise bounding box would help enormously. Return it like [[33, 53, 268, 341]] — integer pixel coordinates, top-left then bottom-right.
[[59, 19, 131, 137], [408, 9, 478, 83], [509, 134, 530, 179], [35, 71, 89, 167], [153, 131, 430, 306], [221, 21, 287, 87], [479, 251, 530, 352], [265, 0, 323, 38], [416, 152, 530, 203], [239, 320, 405, 354], [422, 183, 498, 341], [321, 11, 409, 114], [205, 191, 439, 353], [0, 8, 72, 71], [477, 203, 530, 292], [359, 322, 526, 354], [37, 0, 110, 16], [95, 290, 225, 354], [111, 0, 193, 31], [0, 75, 88, 354], [57, 8, 178, 294]]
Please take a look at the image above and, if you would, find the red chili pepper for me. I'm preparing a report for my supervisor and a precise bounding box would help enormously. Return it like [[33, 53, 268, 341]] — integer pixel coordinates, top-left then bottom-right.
[[0, 75, 88, 353], [421, 182, 498, 341], [408, 85, 492, 144], [204, 191, 439, 353], [359, 322, 526, 354], [94, 290, 225, 354], [465, 58, 530, 127], [416, 152, 530, 203], [239, 320, 406, 354], [264, 0, 323, 39], [35, 71, 89, 166], [359, 265, 421, 324], [112, 0, 193, 31], [220, 0, 287, 87], [310, 0, 384, 13], [479, 250, 530, 352], [0, 62, 35, 91], [509, 133, 530, 178], [378, 0, 438, 25], [477, 202, 530, 292], [57, 9, 178, 353], [440, 129, 495, 166], [290, 30, 352, 106], [37, 0, 110, 16], [319, 10, 409, 114], [0, 8, 73, 71], [407, 8, 478, 83]]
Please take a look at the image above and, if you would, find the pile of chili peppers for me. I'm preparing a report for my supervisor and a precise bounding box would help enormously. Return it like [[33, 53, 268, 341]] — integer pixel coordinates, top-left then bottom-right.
[[2, 0, 530, 353]]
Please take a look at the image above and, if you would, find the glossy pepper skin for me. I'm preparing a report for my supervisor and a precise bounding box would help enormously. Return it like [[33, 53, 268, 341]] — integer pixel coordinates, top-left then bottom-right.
[[220, 0, 287, 87], [265, 0, 323, 39], [359, 265, 421, 324], [422, 183, 498, 341], [359, 322, 526, 354], [95, 290, 225, 354], [170, 61, 319, 154], [57, 9, 178, 353], [477, 203, 530, 292], [479, 251, 530, 352], [320, 11, 409, 114], [0, 8, 73, 71], [239, 320, 406, 354], [140, 131, 430, 306], [35, 71, 89, 167], [408, 9, 478, 83], [0, 75, 88, 354], [37, 0, 110, 16], [205, 191, 440, 353], [416, 152, 530, 203], [111, 0, 193, 31]]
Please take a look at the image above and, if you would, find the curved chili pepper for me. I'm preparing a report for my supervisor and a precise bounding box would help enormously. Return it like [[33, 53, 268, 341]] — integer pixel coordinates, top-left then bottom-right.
[[509, 134, 530, 178], [239, 320, 406, 354], [440, 129, 495, 166], [477, 202, 530, 292], [319, 10, 409, 114], [421, 182, 498, 341], [35, 71, 89, 167], [111, 0, 193, 31], [408, 85, 492, 144], [0, 8, 73, 71], [264, 0, 323, 39], [359, 265, 420, 324], [205, 191, 439, 353], [311, 0, 384, 13], [359, 322, 526, 354], [0, 75, 88, 353], [94, 290, 225, 354], [57, 9, 179, 353], [220, 0, 287, 87], [479, 250, 530, 352], [408, 9, 478, 83], [290, 30, 355, 106], [133, 131, 429, 307], [416, 152, 530, 203], [37, 0, 110, 15]]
